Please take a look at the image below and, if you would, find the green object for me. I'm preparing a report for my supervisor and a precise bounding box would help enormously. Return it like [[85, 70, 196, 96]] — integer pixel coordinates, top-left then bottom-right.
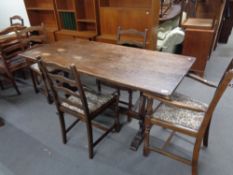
[[60, 12, 76, 30]]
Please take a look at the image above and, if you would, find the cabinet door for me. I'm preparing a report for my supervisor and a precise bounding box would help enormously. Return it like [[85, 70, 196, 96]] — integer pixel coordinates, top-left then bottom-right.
[[99, 8, 151, 35]]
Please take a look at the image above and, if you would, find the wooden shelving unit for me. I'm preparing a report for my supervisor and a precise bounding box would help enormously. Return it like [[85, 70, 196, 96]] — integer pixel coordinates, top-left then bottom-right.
[[96, 0, 159, 49], [24, 0, 59, 42], [54, 0, 98, 40], [24, 0, 160, 47]]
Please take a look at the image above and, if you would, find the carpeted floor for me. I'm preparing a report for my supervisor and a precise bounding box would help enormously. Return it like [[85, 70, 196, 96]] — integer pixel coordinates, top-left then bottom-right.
[[0, 33, 233, 175]]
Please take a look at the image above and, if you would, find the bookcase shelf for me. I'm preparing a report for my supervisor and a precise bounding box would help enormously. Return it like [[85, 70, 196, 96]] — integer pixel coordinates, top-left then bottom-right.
[[57, 9, 76, 13], [26, 9, 58, 29], [99, 0, 151, 9], [77, 19, 96, 23], [27, 7, 54, 11], [56, 0, 75, 11], [24, 0, 59, 42], [24, 0, 54, 9]]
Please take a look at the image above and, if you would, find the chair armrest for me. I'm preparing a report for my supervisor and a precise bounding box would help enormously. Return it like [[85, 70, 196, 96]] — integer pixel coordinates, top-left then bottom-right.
[[187, 73, 218, 88], [144, 92, 207, 113]]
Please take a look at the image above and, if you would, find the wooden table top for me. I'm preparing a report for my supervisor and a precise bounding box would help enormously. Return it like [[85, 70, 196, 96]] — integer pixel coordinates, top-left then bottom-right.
[[20, 39, 195, 97]]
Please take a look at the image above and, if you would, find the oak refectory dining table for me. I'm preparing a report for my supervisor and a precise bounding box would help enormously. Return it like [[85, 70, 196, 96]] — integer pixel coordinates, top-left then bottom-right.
[[19, 39, 195, 150]]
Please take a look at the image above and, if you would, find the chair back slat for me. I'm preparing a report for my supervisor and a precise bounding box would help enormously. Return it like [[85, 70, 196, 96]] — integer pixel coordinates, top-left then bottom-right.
[[16, 24, 48, 48], [59, 97, 84, 113], [0, 26, 25, 71], [48, 73, 77, 88], [10, 15, 24, 26], [38, 58, 90, 116], [116, 26, 148, 49], [53, 85, 81, 99]]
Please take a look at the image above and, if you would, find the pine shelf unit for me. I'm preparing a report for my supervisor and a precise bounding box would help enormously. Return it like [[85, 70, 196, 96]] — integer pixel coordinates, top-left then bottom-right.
[[24, 0, 160, 48], [54, 0, 98, 40], [24, 0, 59, 42]]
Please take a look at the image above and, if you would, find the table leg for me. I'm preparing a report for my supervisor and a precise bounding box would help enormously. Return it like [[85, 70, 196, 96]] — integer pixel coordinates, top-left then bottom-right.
[[0, 117, 4, 127], [130, 94, 146, 151]]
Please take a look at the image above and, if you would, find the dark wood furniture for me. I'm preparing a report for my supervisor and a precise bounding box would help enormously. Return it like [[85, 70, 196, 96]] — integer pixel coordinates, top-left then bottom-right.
[[16, 24, 50, 96], [96, 27, 148, 120], [19, 39, 195, 150], [116, 26, 148, 48], [24, 0, 59, 42], [0, 25, 27, 94], [181, 0, 226, 76], [143, 59, 233, 175], [219, 0, 233, 43], [38, 58, 119, 159], [10, 15, 24, 26]]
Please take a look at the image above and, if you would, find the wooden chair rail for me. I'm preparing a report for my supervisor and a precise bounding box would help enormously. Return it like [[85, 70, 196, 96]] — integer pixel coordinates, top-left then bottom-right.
[[187, 73, 218, 88]]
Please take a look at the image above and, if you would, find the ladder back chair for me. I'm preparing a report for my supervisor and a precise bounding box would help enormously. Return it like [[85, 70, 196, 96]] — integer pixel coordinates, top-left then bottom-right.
[[143, 58, 233, 175], [38, 58, 120, 159], [0, 25, 27, 94], [10, 15, 24, 26], [97, 26, 148, 121], [16, 24, 52, 100]]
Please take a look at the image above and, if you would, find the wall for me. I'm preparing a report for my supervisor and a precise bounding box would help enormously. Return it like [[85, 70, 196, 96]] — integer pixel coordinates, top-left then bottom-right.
[[0, 0, 30, 29]]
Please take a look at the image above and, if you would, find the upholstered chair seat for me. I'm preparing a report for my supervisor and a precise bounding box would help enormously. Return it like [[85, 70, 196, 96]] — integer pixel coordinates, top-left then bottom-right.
[[62, 88, 115, 115]]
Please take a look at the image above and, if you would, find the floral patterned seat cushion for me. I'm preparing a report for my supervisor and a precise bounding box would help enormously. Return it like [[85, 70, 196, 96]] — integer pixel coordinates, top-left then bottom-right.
[[62, 88, 115, 115], [152, 93, 208, 131]]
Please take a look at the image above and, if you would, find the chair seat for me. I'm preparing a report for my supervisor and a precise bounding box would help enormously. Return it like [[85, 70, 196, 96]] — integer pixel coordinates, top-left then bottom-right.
[[152, 93, 208, 131], [62, 88, 115, 115]]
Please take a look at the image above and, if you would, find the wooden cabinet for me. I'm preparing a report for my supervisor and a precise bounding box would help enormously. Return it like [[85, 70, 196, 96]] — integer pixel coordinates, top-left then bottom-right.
[[181, 0, 226, 76], [24, 0, 58, 42], [96, 0, 160, 49], [182, 28, 215, 77]]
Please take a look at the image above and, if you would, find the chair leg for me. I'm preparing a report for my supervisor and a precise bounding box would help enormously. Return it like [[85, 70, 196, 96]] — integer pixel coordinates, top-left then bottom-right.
[[11, 78, 21, 95], [96, 79, 102, 92], [203, 123, 211, 147], [58, 112, 67, 144], [192, 138, 202, 175], [127, 90, 133, 122], [0, 80, 4, 90], [143, 117, 151, 156], [86, 121, 94, 159], [30, 69, 39, 93], [114, 99, 120, 132]]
